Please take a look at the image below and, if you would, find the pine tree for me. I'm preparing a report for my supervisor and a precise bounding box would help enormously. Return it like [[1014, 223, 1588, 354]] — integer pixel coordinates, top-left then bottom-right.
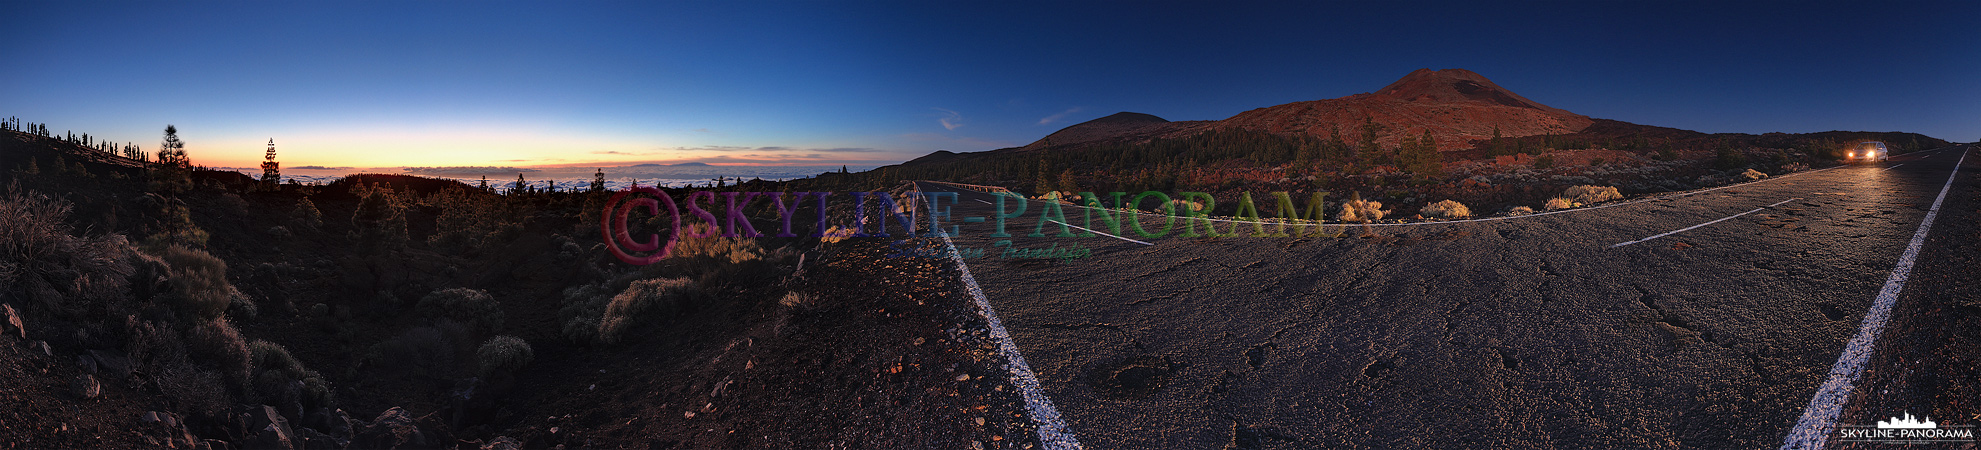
[[480, 175, 489, 191], [515, 173, 527, 194], [152, 125, 192, 193], [260, 138, 281, 188], [590, 168, 605, 193]]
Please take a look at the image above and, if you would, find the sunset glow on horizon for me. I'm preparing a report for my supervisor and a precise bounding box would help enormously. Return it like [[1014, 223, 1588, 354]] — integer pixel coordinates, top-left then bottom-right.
[[5, 1, 1975, 172]]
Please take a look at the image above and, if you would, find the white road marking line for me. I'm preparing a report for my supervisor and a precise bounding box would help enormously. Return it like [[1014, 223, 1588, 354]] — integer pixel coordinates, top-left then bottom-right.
[[1046, 219, 1154, 245], [976, 199, 994, 205], [1608, 198, 1800, 248], [1883, 163, 1905, 170], [914, 184, 1084, 450], [1780, 150, 1968, 450]]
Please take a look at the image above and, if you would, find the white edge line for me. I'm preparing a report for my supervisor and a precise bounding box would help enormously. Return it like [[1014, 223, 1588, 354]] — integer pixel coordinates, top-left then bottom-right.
[[1608, 198, 1799, 248], [916, 183, 1085, 450], [1780, 150, 1968, 449], [1883, 163, 1905, 171], [1045, 219, 1154, 246]]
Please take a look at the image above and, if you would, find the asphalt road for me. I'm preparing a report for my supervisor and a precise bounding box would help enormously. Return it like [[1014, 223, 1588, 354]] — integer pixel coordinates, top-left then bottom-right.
[[902, 145, 1976, 449]]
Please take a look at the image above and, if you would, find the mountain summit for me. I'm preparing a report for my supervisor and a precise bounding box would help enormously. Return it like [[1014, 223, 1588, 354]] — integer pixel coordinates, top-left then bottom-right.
[[1212, 68, 1593, 150]]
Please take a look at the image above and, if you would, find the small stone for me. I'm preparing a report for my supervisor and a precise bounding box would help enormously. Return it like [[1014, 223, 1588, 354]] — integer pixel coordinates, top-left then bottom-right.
[[955, 374, 971, 382], [974, 417, 985, 426], [970, 440, 984, 450], [3, 303, 22, 339], [682, 411, 695, 419], [483, 436, 522, 450], [29, 340, 51, 356], [911, 337, 925, 345], [72, 374, 100, 399]]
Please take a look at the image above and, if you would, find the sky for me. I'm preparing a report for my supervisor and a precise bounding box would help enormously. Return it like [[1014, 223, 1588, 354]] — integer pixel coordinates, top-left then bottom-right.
[[3, 1, 1976, 170]]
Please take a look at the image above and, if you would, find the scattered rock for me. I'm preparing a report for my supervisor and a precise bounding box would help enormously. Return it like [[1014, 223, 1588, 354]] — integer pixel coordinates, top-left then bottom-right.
[[3, 303, 22, 339], [142, 411, 179, 429], [72, 374, 100, 399], [955, 374, 971, 382], [483, 436, 522, 450], [354, 407, 427, 449], [77, 355, 98, 374], [88, 349, 131, 378], [198, 438, 235, 450], [28, 340, 51, 356], [296, 426, 345, 450], [248, 421, 297, 450]]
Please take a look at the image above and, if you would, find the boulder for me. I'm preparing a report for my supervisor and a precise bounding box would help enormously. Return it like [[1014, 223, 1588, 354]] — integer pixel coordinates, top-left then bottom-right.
[[247, 422, 296, 450], [242, 405, 296, 449], [482, 436, 521, 450], [72, 374, 100, 399], [354, 407, 427, 449], [87, 349, 131, 378], [141, 410, 179, 429], [296, 426, 346, 450]]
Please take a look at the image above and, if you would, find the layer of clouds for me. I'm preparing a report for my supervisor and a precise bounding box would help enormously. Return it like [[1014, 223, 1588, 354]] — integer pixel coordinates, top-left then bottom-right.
[[403, 166, 541, 175]]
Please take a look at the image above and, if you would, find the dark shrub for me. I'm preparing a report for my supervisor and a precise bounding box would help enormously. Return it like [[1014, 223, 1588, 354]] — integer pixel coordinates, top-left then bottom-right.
[[153, 245, 232, 320], [476, 335, 534, 377], [415, 288, 504, 334]]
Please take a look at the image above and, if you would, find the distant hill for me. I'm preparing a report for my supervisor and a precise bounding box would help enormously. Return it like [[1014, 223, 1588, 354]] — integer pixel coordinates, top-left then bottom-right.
[[1020, 112, 1208, 151]]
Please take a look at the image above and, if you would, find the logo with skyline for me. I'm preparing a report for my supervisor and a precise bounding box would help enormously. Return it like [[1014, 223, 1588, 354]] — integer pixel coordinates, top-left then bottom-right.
[[1835, 412, 1977, 445]]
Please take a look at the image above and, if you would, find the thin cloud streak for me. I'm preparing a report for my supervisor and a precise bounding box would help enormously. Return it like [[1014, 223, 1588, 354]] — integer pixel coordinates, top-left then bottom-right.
[[934, 108, 964, 130], [1038, 107, 1083, 125]]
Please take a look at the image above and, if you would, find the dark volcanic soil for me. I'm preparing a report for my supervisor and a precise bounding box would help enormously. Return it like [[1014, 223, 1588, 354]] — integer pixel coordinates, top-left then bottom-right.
[[484, 236, 1043, 449]]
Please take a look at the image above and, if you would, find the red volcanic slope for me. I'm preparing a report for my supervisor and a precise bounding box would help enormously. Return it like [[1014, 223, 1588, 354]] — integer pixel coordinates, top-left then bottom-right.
[[1206, 68, 1593, 151]]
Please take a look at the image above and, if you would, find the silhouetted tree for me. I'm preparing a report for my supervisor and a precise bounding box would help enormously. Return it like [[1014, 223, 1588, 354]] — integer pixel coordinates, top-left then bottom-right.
[[152, 125, 192, 193], [260, 138, 281, 189], [590, 168, 605, 193]]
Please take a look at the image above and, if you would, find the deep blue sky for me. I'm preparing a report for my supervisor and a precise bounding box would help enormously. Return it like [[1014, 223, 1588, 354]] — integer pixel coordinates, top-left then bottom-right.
[[4, 1, 1975, 169]]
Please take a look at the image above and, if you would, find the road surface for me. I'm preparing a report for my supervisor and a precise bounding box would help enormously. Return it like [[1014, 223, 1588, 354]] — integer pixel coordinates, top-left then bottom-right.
[[899, 145, 1975, 449]]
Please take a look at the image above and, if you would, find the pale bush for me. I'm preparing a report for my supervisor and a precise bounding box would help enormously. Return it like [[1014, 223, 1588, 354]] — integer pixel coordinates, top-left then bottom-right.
[[779, 291, 812, 308], [597, 277, 706, 344], [1338, 194, 1386, 222], [1562, 185, 1622, 205], [1420, 200, 1471, 219], [672, 222, 760, 264], [1544, 197, 1576, 211], [1506, 206, 1535, 216], [1740, 168, 1768, 181]]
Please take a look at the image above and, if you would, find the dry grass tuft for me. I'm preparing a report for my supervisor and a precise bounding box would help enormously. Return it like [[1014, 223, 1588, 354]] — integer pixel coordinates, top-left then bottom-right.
[[1544, 197, 1576, 211], [1420, 200, 1472, 219], [1562, 185, 1622, 205]]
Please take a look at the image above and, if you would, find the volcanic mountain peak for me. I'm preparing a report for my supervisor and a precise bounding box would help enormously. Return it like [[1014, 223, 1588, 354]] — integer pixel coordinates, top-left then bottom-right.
[[1372, 68, 1573, 115], [1214, 68, 1593, 150]]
